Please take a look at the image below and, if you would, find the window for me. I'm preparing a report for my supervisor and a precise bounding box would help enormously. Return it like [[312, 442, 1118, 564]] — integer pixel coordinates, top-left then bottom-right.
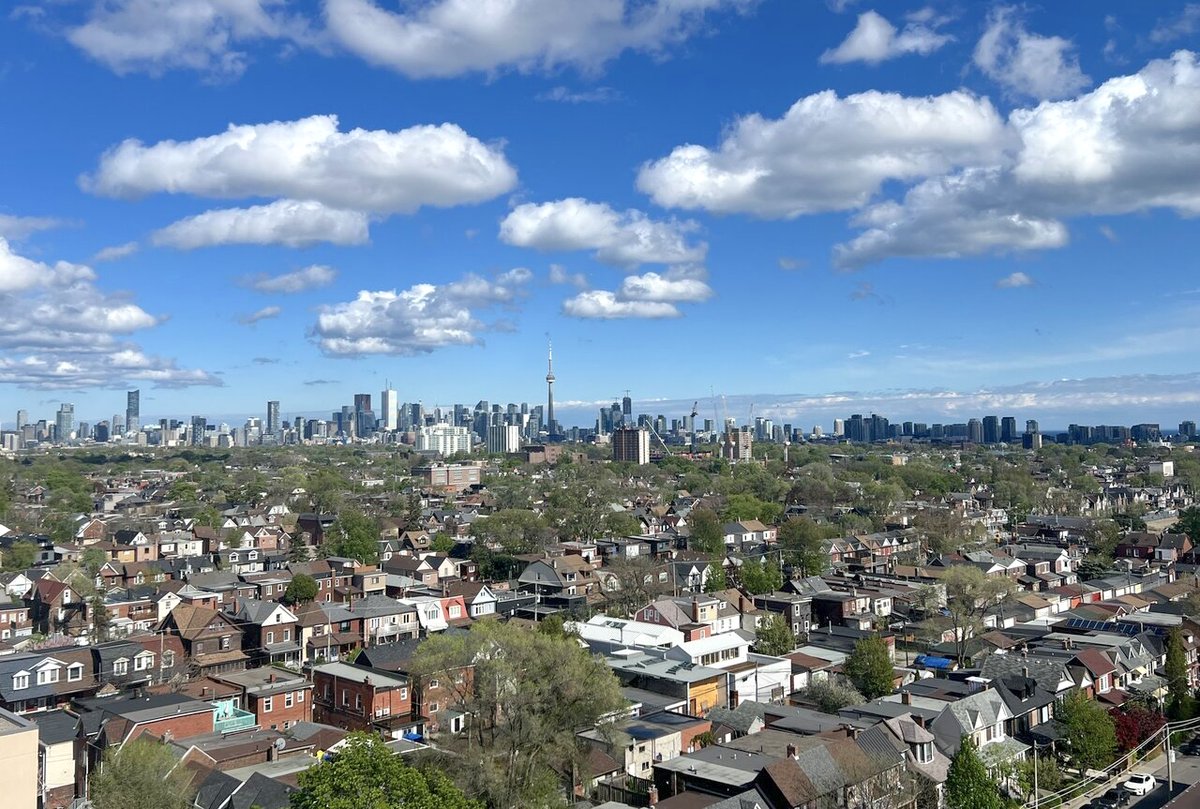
[[37, 667, 59, 685], [135, 653, 154, 671], [266, 631, 275, 645], [341, 689, 349, 706], [11, 673, 29, 690], [113, 659, 128, 676], [282, 629, 291, 642], [400, 687, 408, 700], [448, 605, 461, 619], [263, 697, 273, 713], [67, 664, 83, 682], [220, 636, 231, 651], [355, 694, 362, 711], [297, 689, 304, 703], [285, 692, 294, 708], [430, 701, 439, 713], [429, 678, 440, 690], [162, 651, 175, 668]]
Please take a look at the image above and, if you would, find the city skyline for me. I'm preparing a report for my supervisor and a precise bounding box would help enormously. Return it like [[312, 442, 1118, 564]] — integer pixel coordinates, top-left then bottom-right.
[[2, 3, 1200, 424]]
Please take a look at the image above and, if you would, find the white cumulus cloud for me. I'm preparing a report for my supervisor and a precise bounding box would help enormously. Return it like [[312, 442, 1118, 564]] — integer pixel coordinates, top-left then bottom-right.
[[820, 10, 951, 65], [152, 200, 370, 249], [637, 89, 1006, 217], [312, 270, 531, 356], [84, 114, 517, 214], [239, 305, 282, 324], [92, 242, 140, 262], [500, 198, 706, 266], [973, 7, 1090, 100], [66, 0, 311, 77], [996, 271, 1034, 288], [0, 214, 63, 241], [324, 0, 749, 79], [561, 291, 682, 320]]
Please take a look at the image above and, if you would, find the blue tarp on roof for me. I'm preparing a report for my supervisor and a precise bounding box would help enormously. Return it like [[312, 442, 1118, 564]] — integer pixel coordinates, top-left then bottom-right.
[[914, 654, 953, 669]]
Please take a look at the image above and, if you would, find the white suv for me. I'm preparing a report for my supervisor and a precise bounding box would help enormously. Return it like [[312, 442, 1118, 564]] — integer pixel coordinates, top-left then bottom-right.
[[1122, 773, 1156, 796]]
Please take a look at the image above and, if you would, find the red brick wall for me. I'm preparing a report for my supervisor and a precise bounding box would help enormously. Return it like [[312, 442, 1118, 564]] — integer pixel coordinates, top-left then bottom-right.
[[126, 709, 213, 743], [249, 686, 313, 731], [313, 673, 409, 733]]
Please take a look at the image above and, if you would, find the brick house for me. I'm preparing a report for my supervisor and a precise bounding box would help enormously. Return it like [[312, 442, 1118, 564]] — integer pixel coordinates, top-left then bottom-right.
[[311, 662, 417, 738], [157, 604, 248, 675], [211, 668, 313, 732], [356, 638, 473, 736]]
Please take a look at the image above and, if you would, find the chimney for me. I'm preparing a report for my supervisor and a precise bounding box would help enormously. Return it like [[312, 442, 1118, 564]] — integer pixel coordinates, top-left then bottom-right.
[[901, 691, 912, 706], [786, 743, 798, 760], [691, 597, 701, 622], [647, 785, 659, 806], [268, 672, 276, 684], [1022, 667, 1029, 678]]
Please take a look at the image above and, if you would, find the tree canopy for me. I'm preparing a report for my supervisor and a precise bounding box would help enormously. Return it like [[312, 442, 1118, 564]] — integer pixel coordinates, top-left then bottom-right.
[[291, 732, 480, 809], [843, 636, 895, 700], [753, 613, 796, 656], [1058, 690, 1117, 770], [285, 573, 319, 604], [89, 737, 196, 809], [945, 736, 1004, 809]]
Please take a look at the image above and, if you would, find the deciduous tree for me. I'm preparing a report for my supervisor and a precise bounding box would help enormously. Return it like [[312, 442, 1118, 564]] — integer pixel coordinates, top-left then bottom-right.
[[1058, 690, 1117, 770], [291, 732, 480, 809], [739, 557, 783, 595], [843, 635, 895, 700], [90, 737, 195, 809], [284, 573, 319, 605], [942, 565, 1016, 667], [945, 735, 1004, 809], [753, 613, 796, 656]]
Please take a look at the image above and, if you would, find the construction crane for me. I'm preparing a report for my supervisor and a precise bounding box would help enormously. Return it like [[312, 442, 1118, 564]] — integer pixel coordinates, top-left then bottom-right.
[[689, 401, 699, 454]]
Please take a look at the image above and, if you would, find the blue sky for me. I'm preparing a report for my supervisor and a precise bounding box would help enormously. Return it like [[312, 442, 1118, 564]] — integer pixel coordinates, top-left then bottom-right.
[[1, 1, 1199, 430]]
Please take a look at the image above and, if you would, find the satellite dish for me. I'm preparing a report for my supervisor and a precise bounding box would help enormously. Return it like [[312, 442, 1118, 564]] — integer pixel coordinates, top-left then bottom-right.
[[274, 737, 286, 750]]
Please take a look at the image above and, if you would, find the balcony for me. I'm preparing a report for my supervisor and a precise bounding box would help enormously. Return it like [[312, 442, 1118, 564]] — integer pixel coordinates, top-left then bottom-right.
[[213, 702, 257, 734]]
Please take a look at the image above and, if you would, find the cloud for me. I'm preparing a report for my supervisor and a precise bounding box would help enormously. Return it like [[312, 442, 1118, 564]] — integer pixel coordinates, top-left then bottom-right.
[[0, 214, 62, 241], [65, 0, 311, 77], [324, 0, 749, 79], [833, 51, 1200, 266], [548, 263, 588, 289], [303, 378, 339, 385], [238, 305, 282, 324], [1151, 5, 1200, 43], [616, 270, 713, 303], [561, 266, 712, 319], [252, 356, 280, 364], [637, 89, 1006, 217], [312, 269, 531, 356], [0, 237, 95, 293], [243, 264, 338, 294], [500, 198, 706, 266], [152, 200, 370, 249], [0, 239, 218, 389], [973, 7, 1090, 100], [847, 350, 870, 359], [537, 86, 622, 103], [561, 291, 681, 319], [92, 241, 139, 262], [84, 114, 517, 214], [820, 10, 951, 65], [1099, 225, 1118, 243], [996, 271, 1034, 288], [778, 256, 807, 271]]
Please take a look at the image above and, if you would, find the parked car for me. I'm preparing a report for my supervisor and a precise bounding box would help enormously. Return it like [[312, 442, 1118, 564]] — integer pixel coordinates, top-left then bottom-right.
[[1180, 739, 1200, 756], [1100, 788, 1131, 807], [1123, 773, 1156, 796]]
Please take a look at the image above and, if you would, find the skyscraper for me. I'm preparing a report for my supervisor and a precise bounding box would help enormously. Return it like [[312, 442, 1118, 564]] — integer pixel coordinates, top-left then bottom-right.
[[267, 400, 281, 436], [982, 415, 1000, 444], [621, 394, 632, 426], [1001, 416, 1017, 444], [126, 389, 140, 434], [56, 403, 75, 442], [15, 410, 27, 431], [381, 388, 399, 431], [967, 418, 983, 444], [545, 339, 557, 439], [190, 416, 207, 446]]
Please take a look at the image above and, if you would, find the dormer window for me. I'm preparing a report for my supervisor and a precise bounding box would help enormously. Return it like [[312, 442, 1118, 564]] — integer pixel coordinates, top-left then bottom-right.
[[37, 666, 59, 685], [13, 673, 29, 690], [229, 553, 238, 562], [113, 659, 128, 676]]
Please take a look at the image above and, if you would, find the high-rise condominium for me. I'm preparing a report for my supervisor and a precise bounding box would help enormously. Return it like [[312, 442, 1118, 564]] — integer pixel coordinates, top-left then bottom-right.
[[126, 389, 140, 434]]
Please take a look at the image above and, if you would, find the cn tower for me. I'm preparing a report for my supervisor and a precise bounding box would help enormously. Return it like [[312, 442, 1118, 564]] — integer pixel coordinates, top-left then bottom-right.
[[545, 338, 556, 439]]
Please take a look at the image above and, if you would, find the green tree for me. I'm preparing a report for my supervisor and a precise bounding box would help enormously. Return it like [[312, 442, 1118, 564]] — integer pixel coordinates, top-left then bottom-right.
[[796, 678, 865, 713], [703, 558, 727, 592], [470, 509, 550, 555], [754, 613, 796, 656], [723, 493, 777, 523], [1166, 627, 1195, 720], [89, 737, 196, 809], [291, 732, 480, 809], [3, 539, 37, 571], [843, 636, 895, 700], [325, 510, 380, 564], [90, 595, 111, 640], [413, 620, 625, 809], [740, 557, 783, 595], [81, 546, 108, 577], [945, 736, 1004, 809], [1173, 507, 1200, 540], [1058, 690, 1117, 770], [688, 507, 724, 554], [604, 510, 642, 538], [430, 532, 456, 554], [778, 516, 830, 577], [285, 574, 319, 605]]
